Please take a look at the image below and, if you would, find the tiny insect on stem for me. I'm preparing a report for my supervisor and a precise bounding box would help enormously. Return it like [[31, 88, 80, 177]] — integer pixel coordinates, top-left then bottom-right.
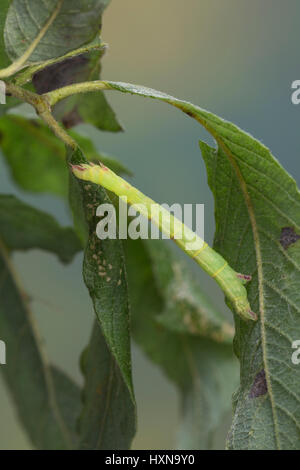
[[71, 162, 257, 322]]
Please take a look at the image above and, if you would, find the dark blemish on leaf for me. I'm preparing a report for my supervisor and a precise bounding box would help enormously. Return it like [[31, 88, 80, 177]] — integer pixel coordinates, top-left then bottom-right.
[[249, 369, 268, 398], [33, 55, 89, 94], [280, 227, 300, 250]]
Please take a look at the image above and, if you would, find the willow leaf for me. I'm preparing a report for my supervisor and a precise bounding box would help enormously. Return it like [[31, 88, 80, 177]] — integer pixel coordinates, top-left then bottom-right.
[[67, 146, 136, 448], [4, 0, 110, 64], [0, 115, 129, 197], [0, 0, 10, 68], [79, 322, 136, 450], [0, 241, 81, 449], [0, 194, 81, 262], [201, 140, 300, 450]]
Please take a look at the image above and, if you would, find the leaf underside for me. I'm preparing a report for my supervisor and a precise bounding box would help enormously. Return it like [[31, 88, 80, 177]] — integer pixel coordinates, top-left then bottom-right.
[[0, 230, 81, 450]]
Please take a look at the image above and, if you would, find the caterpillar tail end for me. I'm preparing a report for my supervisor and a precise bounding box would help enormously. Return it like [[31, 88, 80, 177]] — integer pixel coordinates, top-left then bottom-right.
[[234, 273, 257, 321], [248, 310, 258, 321], [237, 306, 258, 322]]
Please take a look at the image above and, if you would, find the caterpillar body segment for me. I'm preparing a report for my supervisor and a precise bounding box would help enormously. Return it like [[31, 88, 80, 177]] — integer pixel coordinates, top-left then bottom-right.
[[72, 163, 257, 322]]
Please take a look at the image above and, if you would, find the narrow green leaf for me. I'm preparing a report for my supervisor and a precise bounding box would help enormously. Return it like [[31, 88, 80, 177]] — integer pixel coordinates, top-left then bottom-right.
[[68, 146, 136, 448], [79, 322, 136, 449], [0, 240, 81, 449], [0, 115, 68, 197], [68, 146, 134, 393], [0, 115, 130, 197], [125, 238, 238, 449], [0, 194, 82, 262], [4, 0, 111, 64], [201, 139, 300, 449], [0, 0, 10, 67]]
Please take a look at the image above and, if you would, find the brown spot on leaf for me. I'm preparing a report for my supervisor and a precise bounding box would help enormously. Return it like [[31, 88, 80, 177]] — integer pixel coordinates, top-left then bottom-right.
[[280, 227, 300, 250], [249, 369, 268, 398]]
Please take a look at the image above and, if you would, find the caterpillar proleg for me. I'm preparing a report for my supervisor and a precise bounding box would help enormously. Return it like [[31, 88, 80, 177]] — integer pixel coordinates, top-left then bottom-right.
[[72, 162, 257, 322]]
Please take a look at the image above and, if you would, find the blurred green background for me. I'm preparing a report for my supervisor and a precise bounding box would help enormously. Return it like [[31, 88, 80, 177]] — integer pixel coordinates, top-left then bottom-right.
[[1, 0, 300, 449]]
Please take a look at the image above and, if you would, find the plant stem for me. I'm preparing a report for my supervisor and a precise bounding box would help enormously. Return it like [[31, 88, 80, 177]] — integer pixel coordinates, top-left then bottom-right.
[[45, 81, 110, 106], [5, 82, 77, 149]]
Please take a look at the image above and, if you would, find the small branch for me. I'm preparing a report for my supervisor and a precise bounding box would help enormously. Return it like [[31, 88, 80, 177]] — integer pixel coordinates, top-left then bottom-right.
[[4, 81, 37, 106], [45, 81, 110, 106], [5, 82, 77, 149], [0, 0, 63, 79], [37, 106, 78, 149]]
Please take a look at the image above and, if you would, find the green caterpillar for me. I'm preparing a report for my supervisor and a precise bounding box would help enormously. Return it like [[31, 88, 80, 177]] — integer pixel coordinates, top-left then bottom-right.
[[72, 162, 257, 322]]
